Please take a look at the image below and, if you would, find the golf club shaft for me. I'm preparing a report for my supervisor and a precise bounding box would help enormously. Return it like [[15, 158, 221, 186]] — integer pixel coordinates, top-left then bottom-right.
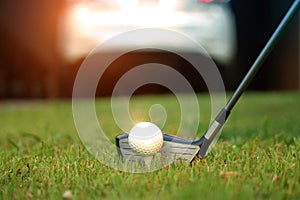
[[225, 0, 300, 112], [198, 0, 300, 158]]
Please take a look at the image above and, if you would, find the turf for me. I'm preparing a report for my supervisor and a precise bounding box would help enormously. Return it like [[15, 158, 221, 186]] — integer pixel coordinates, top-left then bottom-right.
[[0, 92, 299, 199]]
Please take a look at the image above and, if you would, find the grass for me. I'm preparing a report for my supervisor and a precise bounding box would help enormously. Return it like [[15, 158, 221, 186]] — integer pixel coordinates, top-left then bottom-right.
[[0, 92, 299, 199]]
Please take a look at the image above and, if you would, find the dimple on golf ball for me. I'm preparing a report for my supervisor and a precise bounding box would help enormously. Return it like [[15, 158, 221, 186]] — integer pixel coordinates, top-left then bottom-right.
[[128, 122, 163, 155]]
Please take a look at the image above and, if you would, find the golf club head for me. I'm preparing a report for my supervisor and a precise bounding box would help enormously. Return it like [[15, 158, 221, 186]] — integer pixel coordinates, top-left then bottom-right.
[[116, 133, 204, 165]]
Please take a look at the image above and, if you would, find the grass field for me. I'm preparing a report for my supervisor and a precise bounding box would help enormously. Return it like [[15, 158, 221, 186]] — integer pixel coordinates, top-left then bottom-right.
[[0, 92, 299, 199]]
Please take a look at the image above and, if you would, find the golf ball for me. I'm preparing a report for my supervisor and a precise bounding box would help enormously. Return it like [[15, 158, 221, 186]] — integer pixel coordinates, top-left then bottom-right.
[[128, 122, 163, 155]]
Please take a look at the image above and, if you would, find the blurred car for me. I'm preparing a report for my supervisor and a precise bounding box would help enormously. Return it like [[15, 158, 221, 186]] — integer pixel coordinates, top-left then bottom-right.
[[59, 0, 236, 66]]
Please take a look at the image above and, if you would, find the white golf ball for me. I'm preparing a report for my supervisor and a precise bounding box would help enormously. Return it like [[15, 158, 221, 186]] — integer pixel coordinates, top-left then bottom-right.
[[128, 122, 163, 155]]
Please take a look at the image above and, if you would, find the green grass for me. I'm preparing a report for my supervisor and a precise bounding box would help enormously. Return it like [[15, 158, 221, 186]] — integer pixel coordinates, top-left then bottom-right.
[[0, 92, 299, 199]]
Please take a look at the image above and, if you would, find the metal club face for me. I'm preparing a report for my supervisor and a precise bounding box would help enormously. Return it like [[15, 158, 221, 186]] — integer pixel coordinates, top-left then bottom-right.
[[116, 133, 204, 165]]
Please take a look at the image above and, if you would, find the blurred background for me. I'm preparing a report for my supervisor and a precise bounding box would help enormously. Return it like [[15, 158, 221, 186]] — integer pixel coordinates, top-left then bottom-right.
[[0, 0, 298, 99]]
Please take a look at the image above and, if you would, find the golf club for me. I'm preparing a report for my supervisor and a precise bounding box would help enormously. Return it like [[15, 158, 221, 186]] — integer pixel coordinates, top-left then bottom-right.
[[116, 0, 300, 164]]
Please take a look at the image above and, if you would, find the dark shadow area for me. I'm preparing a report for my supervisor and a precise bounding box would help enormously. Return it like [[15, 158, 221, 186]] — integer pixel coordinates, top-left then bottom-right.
[[230, 0, 299, 90], [97, 49, 209, 96], [0, 0, 298, 98]]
